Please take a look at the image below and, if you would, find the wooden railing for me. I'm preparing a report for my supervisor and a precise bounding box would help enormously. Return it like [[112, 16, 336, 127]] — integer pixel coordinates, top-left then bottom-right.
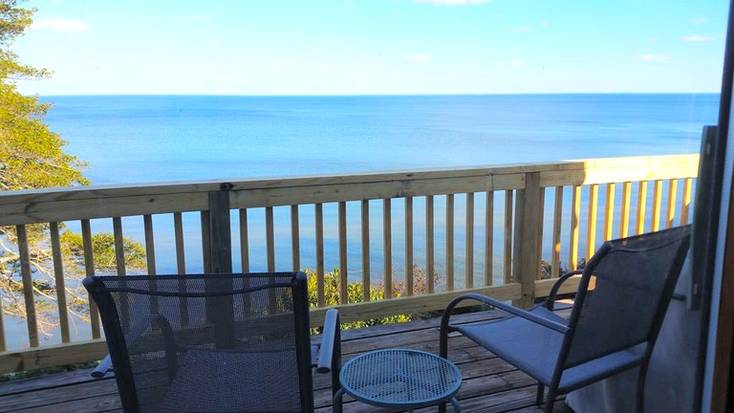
[[0, 151, 701, 373]]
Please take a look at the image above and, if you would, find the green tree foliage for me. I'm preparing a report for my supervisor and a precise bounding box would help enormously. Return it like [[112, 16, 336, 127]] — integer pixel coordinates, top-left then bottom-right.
[[0, 1, 144, 334]]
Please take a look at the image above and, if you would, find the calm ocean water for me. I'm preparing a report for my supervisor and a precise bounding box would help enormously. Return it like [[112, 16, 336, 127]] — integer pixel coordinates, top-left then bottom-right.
[[8, 94, 717, 348]]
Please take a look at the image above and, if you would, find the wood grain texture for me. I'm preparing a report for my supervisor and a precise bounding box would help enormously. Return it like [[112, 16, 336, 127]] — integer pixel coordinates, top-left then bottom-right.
[[681, 178, 693, 225], [620, 182, 632, 238], [405, 196, 414, 296], [338, 201, 348, 304], [666, 179, 678, 229], [315, 203, 325, 306], [551, 186, 563, 277], [484, 191, 494, 286], [290, 205, 300, 271], [16, 225, 38, 348], [569, 186, 581, 270], [465, 192, 474, 289], [503, 190, 513, 283], [383, 199, 393, 298], [426, 195, 435, 293], [49, 222, 70, 343], [636, 181, 648, 235], [81, 219, 100, 339], [604, 183, 615, 241], [173, 212, 187, 273], [112, 217, 126, 276], [446, 194, 455, 291], [586, 184, 599, 259], [238, 209, 248, 272], [361, 200, 371, 301], [265, 206, 275, 272]]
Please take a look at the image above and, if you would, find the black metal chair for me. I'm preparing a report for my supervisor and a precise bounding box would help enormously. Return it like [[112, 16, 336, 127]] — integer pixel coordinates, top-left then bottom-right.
[[440, 225, 691, 413], [85, 272, 340, 413]]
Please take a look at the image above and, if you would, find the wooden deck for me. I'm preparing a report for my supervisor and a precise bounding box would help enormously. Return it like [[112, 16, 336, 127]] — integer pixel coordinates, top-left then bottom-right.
[[0, 309, 573, 413]]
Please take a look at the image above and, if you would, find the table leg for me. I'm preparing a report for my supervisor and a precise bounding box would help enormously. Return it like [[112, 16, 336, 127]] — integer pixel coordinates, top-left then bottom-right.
[[449, 397, 461, 412], [333, 388, 344, 413]]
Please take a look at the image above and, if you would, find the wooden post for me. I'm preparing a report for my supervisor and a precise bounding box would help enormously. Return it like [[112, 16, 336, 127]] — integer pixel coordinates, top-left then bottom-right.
[[512, 173, 541, 307], [205, 186, 234, 347]]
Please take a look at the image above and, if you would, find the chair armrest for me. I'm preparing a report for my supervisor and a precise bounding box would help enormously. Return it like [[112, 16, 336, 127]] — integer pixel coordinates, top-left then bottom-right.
[[90, 314, 177, 378], [544, 270, 584, 310], [316, 309, 340, 374], [443, 293, 569, 333]]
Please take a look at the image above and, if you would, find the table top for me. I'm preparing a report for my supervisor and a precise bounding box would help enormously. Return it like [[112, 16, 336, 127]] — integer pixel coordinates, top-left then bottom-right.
[[338, 349, 462, 408]]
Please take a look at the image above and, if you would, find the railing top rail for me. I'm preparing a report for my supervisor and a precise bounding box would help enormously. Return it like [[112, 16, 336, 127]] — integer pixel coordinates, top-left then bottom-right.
[[0, 153, 699, 225]]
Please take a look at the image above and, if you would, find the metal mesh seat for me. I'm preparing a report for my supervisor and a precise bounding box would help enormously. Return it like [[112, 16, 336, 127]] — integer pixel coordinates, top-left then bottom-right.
[[441, 225, 691, 413], [85, 272, 341, 413]]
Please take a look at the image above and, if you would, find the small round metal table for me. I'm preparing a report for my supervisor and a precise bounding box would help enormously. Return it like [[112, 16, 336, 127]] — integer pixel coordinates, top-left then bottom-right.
[[334, 349, 462, 412]]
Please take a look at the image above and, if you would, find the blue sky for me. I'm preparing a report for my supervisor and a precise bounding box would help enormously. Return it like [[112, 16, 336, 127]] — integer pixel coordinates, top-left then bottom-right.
[[14, 0, 729, 95]]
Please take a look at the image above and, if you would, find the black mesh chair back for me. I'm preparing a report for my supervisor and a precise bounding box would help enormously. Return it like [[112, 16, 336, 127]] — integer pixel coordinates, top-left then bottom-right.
[[85, 272, 314, 413], [561, 225, 691, 368]]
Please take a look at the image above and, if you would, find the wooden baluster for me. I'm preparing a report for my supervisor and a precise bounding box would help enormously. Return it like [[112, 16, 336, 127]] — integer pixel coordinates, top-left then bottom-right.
[[291, 205, 300, 271], [551, 186, 563, 277], [620, 182, 632, 238], [446, 194, 455, 291], [681, 178, 693, 224], [465, 193, 474, 289], [201, 211, 211, 272], [238, 210, 248, 272], [503, 190, 513, 283], [535, 188, 545, 279], [143, 214, 158, 315], [361, 200, 371, 301], [173, 212, 189, 326], [636, 181, 648, 235], [569, 185, 581, 270], [113, 217, 126, 276], [173, 212, 187, 273], [604, 184, 616, 241], [16, 225, 39, 347], [666, 179, 678, 229], [426, 195, 435, 293], [265, 206, 275, 272], [50, 222, 70, 344], [484, 191, 494, 286], [81, 219, 101, 339], [383, 199, 393, 298], [652, 180, 663, 231], [113, 216, 129, 326], [405, 197, 414, 296], [338, 202, 348, 304], [586, 184, 599, 259], [315, 203, 325, 306]]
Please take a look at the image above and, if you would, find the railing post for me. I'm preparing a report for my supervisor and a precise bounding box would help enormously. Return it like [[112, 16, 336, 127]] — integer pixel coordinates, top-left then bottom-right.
[[205, 184, 234, 347], [512, 172, 542, 307]]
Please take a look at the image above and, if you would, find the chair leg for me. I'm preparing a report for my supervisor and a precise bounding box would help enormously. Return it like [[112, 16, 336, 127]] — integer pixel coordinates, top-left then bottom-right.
[[439, 323, 450, 413], [544, 387, 557, 413], [636, 364, 648, 413], [536, 382, 545, 406]]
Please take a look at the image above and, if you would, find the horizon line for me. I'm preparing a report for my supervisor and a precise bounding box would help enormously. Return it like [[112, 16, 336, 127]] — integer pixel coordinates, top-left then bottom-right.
[[35, 91, 722, 98]]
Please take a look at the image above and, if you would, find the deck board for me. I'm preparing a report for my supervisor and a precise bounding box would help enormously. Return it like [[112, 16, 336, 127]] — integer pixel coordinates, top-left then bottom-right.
[[0, 308, 572, 413]]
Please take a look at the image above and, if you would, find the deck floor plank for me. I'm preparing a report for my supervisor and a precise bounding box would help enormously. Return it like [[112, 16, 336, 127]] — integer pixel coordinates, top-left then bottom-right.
[[0, 309, 572, 413]]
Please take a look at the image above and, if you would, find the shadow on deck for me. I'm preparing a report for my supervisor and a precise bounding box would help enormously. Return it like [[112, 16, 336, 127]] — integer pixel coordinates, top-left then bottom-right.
[[0, 309, 573, 413]]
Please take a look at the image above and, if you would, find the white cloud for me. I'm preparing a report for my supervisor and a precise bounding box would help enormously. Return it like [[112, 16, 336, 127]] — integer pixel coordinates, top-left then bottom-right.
[[31, 18, 89, 32], [639, 53, 671, 62], [415, 0, 491, 6], [691, 17, 708, 25], [405, 53, 433, 63], [681, 34, 713, 43]]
